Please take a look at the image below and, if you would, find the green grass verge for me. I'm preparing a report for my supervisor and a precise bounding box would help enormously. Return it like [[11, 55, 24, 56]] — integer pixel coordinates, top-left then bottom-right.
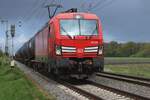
[[0, 56, 55, 100], [105, 64, 150, 78], [105, 57, 150, 63]]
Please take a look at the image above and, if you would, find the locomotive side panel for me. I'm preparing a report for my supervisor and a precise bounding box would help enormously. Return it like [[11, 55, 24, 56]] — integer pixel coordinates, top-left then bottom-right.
[[35, 26, 49, 63], [49, 22, 56, 58], [42, 27, 49, 62]]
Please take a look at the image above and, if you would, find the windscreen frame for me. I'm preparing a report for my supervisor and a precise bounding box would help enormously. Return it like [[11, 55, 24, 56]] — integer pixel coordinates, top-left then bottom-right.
[[59, 19, 99, 36]]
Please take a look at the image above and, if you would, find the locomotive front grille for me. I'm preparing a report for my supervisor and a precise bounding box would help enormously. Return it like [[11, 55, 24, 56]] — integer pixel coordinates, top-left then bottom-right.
[[61, 46, 99, 53], [84, 46, 98, 53], [62, 46, 76, 53]]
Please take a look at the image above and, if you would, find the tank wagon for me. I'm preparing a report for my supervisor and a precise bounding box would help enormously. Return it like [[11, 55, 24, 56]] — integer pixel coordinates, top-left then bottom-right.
[[16, 8, 104, 79]]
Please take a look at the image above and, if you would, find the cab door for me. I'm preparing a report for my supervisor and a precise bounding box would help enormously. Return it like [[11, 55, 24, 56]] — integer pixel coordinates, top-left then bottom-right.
[[48, 23, 55, 58]]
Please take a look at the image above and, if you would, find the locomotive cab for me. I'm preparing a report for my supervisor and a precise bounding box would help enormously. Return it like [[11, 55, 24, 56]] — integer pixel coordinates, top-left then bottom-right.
[[50, 12, 104, 78]]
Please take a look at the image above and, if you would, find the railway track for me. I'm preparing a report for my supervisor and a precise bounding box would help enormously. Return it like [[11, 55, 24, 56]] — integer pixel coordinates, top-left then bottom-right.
[[87, 80, 150, 100], [16, 61, 150, 100], [56, 78, 134, 100], [105, 62, 150, 65], [37, 69, 103, 100], [38, 71, 150, 100], [101, 72, 150, 81], [59, 78, 150, 100], [38, 70, 145, 100], [55, 78, 103, 100], [37, 74, 103, 100], [96, 72, 150, 87], [37, 73, 135, 100]]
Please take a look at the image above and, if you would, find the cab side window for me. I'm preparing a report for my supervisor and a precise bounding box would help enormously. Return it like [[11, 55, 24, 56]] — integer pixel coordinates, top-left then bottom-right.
[[48, 24, 51, 38]]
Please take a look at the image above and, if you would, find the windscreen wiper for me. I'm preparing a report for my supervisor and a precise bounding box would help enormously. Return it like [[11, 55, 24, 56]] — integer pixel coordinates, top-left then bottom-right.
[[89, 26, 97, 39], [61, 26, 72, 39]]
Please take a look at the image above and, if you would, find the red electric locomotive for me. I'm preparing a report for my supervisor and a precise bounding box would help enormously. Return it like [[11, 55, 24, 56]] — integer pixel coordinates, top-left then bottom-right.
[[16, 8, 104, 79]]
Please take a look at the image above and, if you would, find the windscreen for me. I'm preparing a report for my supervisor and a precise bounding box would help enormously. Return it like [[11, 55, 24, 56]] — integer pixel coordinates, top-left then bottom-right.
[[60, 19, 98, 36]]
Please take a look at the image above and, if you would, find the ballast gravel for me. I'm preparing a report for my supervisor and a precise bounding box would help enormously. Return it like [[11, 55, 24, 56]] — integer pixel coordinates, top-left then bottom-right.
[[76, 84, 132, 100], [15, 61, 88, 100], [90, 75, 150, 99]]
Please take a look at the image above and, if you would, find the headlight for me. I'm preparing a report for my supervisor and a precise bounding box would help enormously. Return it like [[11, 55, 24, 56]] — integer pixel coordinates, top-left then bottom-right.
[[98, 46, 103, 55], [56, 45, 61, 55], [75, 15, 83, 19]]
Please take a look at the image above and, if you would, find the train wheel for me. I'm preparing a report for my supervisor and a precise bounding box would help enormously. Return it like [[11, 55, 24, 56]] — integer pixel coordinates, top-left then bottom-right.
[[81, 76, 88, 80], [33, 63, 37, 72], [54, 67, 59, 75], [48, 63, 51, 73], [99, 61, 104, 72], [54, 61, 59, 76]]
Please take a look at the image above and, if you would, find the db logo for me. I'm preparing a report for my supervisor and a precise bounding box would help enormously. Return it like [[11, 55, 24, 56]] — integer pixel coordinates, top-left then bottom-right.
[[77, 49, 83, 53], [91, 41, 98, 44]]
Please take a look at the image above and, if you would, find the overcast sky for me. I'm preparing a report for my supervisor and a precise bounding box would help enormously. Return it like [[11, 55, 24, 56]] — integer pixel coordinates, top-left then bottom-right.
[[0, 0, 150, 53]]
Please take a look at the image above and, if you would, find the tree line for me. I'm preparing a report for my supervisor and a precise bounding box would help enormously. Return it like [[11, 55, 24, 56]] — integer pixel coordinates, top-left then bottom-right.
[[1, 42, 150, 57], [0, 49, 4, 57], [104, 41, 150, 57]]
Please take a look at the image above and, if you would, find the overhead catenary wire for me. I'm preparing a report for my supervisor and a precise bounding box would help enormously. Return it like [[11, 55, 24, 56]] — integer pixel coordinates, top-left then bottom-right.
[[29, 10, 47, 32], [80, 0, 115, 12], [23, 0, 60, 33], [88, 0, 106, 11], [80, 0, 92, 12], [23, 0, 42, 21], [22, 1, 46, 32], [23, 0, 57, 23], [24, 0, 48, 22], [23, 0, 53, 21], [80, 0, 106, 12], [18, 0, 49, 40], [92, 0, 114, 11]]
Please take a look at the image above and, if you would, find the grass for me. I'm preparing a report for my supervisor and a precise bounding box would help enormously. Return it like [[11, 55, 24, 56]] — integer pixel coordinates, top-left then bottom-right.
[[0, 56, 55, 100], [105, 64, 150, 78], [105, 57, 150, 63]]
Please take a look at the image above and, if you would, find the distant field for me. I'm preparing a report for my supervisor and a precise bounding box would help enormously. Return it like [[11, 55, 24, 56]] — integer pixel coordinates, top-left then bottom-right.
[[105, 57, 150, 65], [104, 64, 150, 78], [104, 57, 150, 78], [0, 56, 54, 100]]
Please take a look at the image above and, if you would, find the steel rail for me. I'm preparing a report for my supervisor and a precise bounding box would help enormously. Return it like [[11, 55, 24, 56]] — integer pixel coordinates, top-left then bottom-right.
[[87, 80, 150, 100], [54, 78, 103, 100], [101, 72, 150, 81], [105, 62, 150, 65], [35, 72, 103, 100], [96, 73, 150, 87]]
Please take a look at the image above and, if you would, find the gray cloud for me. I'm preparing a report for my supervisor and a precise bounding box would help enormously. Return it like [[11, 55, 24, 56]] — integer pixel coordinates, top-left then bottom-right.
[[0, 0, 150, 52]]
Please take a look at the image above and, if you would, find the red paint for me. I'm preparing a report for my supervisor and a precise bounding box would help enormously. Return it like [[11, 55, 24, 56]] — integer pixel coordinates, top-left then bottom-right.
[[34, 12, 103, 59]]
